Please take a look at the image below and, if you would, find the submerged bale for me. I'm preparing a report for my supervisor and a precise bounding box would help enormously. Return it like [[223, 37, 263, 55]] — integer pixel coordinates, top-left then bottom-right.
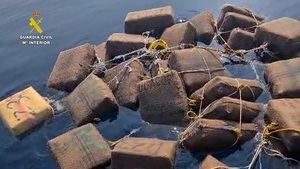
[[102, 59, 144, 110], [180, 119, 258, 152], [0, 87, 53, 136], [190, 11, 215, 45], [112, 137, 177, 169], [150, 59, 169, 77], [168, 47, 228, 95], [124, 6, 175, 35], [200, 155, 228, 169], [255, 17, 300, 58], [227, 28, 255, 50], [106, 33, 155, 59], [190, 76, 263, 110], [48, 123, 111, 169], [202, 97, 262, 123], [160, 21, 197, 47], [47, 43, 96, 92], [138, 70, 189, 126], [265, 57, 300, 98], [65, 74, 118, 126], [266, 99, 300, 152]]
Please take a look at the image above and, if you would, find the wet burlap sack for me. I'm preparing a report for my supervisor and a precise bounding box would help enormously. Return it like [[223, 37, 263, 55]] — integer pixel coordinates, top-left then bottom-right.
[[65, 74, 118, 126], [180, 118, 258, 152], [201, 97, 262, 123], [200, 155, 228, 169], [138, 70, 189, 126], [48, 123, 111, 169], [227, 28, 255, 50], [265, 99, 300, 152], [190, 11, 215, 45], [160, 21, 197, 47], [190, 76, 263, 110], [265, 57, 300, 98], [102, 59, 144, 110], [112, 137, 177, 169], [168, 47, 228, 95], [255, 17, 300, 58], [47, 43, 96, 92], [124, 6, 175, 35]]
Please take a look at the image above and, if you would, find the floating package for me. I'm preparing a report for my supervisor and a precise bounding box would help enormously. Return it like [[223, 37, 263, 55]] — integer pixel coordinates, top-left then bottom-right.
[[48, 123, 111, 169], [227, 28, 255, 50], [47, 43, 96, 92], [112, 137, 177, 169], [200, 155, 228, 169], [138, 70, 189, 126], [65, 74, 118, 126], [0, 86, 53, 136]]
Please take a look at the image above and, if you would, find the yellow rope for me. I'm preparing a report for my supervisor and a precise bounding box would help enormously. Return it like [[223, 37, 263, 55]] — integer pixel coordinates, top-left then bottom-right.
[[263, 122, 300, 139]]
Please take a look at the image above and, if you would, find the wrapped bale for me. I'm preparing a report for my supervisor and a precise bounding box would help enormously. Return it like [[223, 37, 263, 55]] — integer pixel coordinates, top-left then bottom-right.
[[266, 99, 300, 152], [150, 59, 169, 77], [102, 59, 144, 110], [201, 97, 262, 123], [265, 57, 300, 98], [95, 42, 110, 63], [65, 74, 118, 126], [227, 28, 255, 50], [255, 17, 300, 58], [160, 21, 197, 47], [0, 87, 53, 136], [138, 70, 189, 126], [48, 123, 111, 169], [180, 119, 258, 152], [200, 155, 228, 169], [47, 43, 96, 92], [112, 137, 176, 169], [124, 6, 175, 35], [190, 11, 215, 45], [190, 76, 263, 110], [168, 47, 228, 95]]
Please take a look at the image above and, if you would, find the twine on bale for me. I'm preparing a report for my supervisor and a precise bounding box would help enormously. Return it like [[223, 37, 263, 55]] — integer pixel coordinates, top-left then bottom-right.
[[107, 127, 141, 147]]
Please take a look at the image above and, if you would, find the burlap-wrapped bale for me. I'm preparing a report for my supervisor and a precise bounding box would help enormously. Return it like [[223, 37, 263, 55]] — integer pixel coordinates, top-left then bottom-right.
[[48, 123, 111, 169], [102, 59, 144, 110], [201, 97, 262, 123], [190, 76, 263, 110], [227, 28, 255, 50], [255, 17, 300, 58], [265, 57, 300, 98], [200, 155, 228, 169], [180, 119, 258, 152], [217, 4, 264, 29], [47, 43, 96, 92], [95, 42, 110, 63], [190, 11, 215, 45], [65, 74, 118, 126], [266, 99, 300, 152], [168, 47, 228, 95], [150, 59, 169, 77], [160, 21, 197, 47], [124, 6, 175, 35], [138, 70, 189, 126], [106, 33, 155, 59], [112, 137, 177, 169]]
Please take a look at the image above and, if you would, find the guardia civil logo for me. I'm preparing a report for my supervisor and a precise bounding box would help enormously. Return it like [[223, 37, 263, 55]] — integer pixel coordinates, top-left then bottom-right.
[[29, 11, 43, 34]]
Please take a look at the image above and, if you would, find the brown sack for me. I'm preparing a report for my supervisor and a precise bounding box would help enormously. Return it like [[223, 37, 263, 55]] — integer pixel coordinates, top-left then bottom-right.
[[138, 70, 189, 126], [47, 43, 96, 92], [65, 74, 118, 126], [190, 76, 263, 110], [48, 123, 111, 169], [150, 59, 169, 77], [180, 118, 258, 152], [124, 6, 175, 35], [95, 42, 110, 63], [112, 137, 177, 169], [201, 97, 262, 123], [266, 99, 300, 152], [265, 57, 300, 98], [227, 28, 255, 50], [255, 17, 300, 58], [190, 11, 215, 45], [168, 47, 228, 95], [200, 155, 228, 169], [161, 21, 197, 47], [102, 59, 144, 110]]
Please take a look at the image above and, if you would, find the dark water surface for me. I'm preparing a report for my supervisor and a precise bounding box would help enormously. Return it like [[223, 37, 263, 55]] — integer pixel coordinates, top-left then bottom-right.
[[0, 0, 300, 169]]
